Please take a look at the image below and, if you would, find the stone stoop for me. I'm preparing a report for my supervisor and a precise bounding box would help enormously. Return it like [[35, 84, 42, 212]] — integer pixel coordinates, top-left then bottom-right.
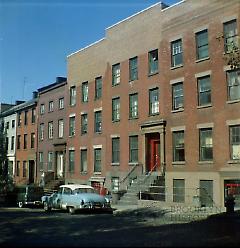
[[117, 174, 161, 206]]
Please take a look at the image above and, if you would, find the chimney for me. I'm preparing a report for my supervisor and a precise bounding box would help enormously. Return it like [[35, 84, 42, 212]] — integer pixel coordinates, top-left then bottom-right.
[[32, 91, 38, 99], [15, 100, 25, 105]]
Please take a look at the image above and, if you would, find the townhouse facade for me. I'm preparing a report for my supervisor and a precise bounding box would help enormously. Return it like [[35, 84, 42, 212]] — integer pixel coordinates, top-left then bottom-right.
[[37, 77, 67, 184], [65, 0, 240, 207]]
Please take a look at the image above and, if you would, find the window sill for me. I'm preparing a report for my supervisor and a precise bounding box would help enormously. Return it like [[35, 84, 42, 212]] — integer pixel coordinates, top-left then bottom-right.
[[195, 57, 210, 63], [81, 133, 87, 136], [170, 64, 183, 70], [197, 104, 212, 109], [148, 71, 159, 77], [95, 132, 102, 135], [129, 117, 138, 120], [171, 108, 184, 113], [81, 171, 88, 175], [148, 113, 159, 117], [172, 161, 185, 166], [112, 120, 120, 123], [112, 83, 120, 87], [69, 135, 75, 138], [227, 160, 240, 164], [111, 163, 120, 166], [226, 99, 240, 104], [198, 161, 213, 165], [129, 78, 138, 83], [70, 104, 76, 107], [128, 162, 138, 166], [93, 172, 102, 175]]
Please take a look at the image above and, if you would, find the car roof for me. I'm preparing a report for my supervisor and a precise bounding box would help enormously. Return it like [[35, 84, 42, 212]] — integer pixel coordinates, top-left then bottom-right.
[[59, 184, 94, 191]]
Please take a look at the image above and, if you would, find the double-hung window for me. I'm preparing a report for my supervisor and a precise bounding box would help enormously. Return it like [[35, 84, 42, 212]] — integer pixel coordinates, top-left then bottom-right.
[[171, 39, 183, 67], [112, 63, 120, 86], [23, 161, 27, 177], [48, 152, 53, 171], [129, 136, 138, 163], [23, 134, 27, 149], [224, 19, 238, 53], [149, 88, 159, 115], [95, 77, 102, 100], [80, 149, 87, 173], [227, 70, 240, 101], [148, 49, 159, 75], [94, 148, 102, 173], [172, 83, 184, 110], [81, 114, 88, 135], [112, 97, 120, 122], [48, 121, 53, 139], [129, 57, 138, 81], [230, 125, 240, 160], [197, 75, 211, 106], [58, 119, 64, 138], [173, 179, 185, 203], [69, 150, 75, 172], [199, 128, 213, 161], [196, 29, 209, 60], [95, 111, 102, 133], [129, 93, 138, 119], [69, 116, 76, 137], [59, 98, 64, 109], [70, 86, 76, 106], [49, 101, 53, 112], [39, 152, 43, 171], [173, 131, 185, 162], [40, 123, 44, 141], [24, 111, 28, 125], [40, 104, 45, 115], [31, 133, 35, 149], [31, 108, 36, 123], [112, 137, 120, 164], [82, 82, 88, 103]]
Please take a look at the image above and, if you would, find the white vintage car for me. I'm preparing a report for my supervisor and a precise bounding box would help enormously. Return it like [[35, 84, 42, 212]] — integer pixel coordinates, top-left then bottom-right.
[[41, 184, 111, 214]]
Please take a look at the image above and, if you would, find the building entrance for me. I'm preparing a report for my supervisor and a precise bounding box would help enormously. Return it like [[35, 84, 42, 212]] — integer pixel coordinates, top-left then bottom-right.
[[146, 133, 160, 173], [224, 179, 240, 207]]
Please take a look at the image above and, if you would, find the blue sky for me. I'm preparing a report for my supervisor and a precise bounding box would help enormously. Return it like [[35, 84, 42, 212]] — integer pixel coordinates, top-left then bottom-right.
[[0, 0, 180, 104]]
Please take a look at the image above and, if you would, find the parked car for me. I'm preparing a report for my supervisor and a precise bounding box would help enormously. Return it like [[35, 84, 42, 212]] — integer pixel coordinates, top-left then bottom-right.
[[14, 185, 44, 208], [41, 184, 111, 214]]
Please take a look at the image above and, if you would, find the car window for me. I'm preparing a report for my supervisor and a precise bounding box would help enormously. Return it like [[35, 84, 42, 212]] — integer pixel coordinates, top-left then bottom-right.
[[73, 188, 95, 194], [63, 187, 72, 195]]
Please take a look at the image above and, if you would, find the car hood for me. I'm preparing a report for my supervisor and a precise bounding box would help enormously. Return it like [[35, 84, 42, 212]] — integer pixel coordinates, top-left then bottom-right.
[[78, 193, 106, 203]]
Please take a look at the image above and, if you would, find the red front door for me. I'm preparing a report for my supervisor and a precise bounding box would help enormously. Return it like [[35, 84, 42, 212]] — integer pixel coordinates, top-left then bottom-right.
[[146, 133, 160, 172]]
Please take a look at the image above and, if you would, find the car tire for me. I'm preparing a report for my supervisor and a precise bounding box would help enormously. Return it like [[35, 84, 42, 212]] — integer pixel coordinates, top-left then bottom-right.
[[68, 207, 75, 215], [18, 201, 24, 208], [43, 202, 51, 212]]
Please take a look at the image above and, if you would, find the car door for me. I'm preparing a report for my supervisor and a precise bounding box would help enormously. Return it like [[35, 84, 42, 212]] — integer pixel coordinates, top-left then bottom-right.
[[51, 188, 63, 209]]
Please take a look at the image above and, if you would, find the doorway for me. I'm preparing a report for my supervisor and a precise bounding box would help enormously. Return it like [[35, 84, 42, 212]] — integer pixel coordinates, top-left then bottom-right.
[[28, 160, 35, 184], [56, 152, 64, 178], [146, 133, 160, 173]]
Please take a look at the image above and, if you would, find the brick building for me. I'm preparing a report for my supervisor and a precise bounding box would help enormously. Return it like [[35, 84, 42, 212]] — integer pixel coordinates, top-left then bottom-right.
[[37, 77, 67, 185]]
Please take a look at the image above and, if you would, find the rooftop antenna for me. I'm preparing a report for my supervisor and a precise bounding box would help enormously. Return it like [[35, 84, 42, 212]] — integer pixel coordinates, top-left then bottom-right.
[[23, 76, 27, 99]]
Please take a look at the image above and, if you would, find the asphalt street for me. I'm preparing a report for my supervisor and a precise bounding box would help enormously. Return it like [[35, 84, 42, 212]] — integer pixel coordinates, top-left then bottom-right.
[[0, 206, 239, 247]]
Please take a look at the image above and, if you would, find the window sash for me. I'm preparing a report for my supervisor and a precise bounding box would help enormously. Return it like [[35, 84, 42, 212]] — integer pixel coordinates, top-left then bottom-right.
[[58, 120, 64, 138], [95, 111, 102, 133], [227, 70, 240, 101], [196, 30, 209, 59], [230, 125, 240, 160], [148, 49, 159, 74], [70, 87, 76, 106], [95, 77, 102, 99], [112, 64, 120, 86], [171, 40, 183, 67], [224, 20, 238, 52], [69, 117, 76, 136], [112, 138, 120, 163], [172, 83, 184, 110], [149, 88, 159, 115], [112, 98, 120, 121], [200, 129, 213, 161], [81, 114, 88, 134], [129, 57, 138, 81], [82, 82, 88, 102], [173, 131, 185, 161], [48, 152, 53, 171], [173, 179, 185, 203], [80, 150, 87, 172], [94, 149, 102, 172], [129, 136, 138, 162], [59, 98, 64, 109], [198, 76, 211, 106], [129, 94, 138, 118], [69, 150, 75, 172], [48, 122, 53, 139]]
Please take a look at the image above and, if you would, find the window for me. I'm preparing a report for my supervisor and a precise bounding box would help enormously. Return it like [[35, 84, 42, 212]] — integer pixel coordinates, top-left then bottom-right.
[[172, 83, 184, 110], [69, 150, 75, 172], [95, 111, 102, 133], [111, 177, 119, 192], [224, 19, 238, 52], [199, 128, 213, 161], [196, 29, 209, 60], [31, 108, 36, 123], [94, 148, 102, 173], [17, 135, 21, 149], [24, 111, 28, 125], [129, 93, 138, 119], [95, 77, 102, 100], [11, 120, 15, 128], [173, 131, 185, 162], [173, 179, 185, 203], [148, 49, 159, 75], [112, 97, 120, 122], [70, 86, 76, 106], [23, 134, 27, 149], [199, 180, 213, 207], [11, 136, 14, 150], [31, 133, 35, 149], [23, 161, 27, 177], [129, 136, 138, 163], [49, 101, 54, 112], [112, 137, 120, 163], [129, 56, 138, 81], [149, 88, 159, 115], [171, 39, 183, 67], [39, 152, 43, 171], [40, 104, 45, 115], [48, 121, 53, 139], [81, 114, 88, 135], [40, 123, 44, 141], [227, 70, 240, 101], [17, 113, 21, 127], [5, 137, 8, 151], [16, 161, 20, 176], [58, 119, 64, 138], [69, 116, 76, 137], [59, 98, 64, 109], [112, 63, 120, 86], [197, 76, 211, 106], [80, 149, 87, 173], [6, 121, 9, 129], [48, 152, 53, 171], [82, 82, 88, 103], [230, 125, 240, 160]]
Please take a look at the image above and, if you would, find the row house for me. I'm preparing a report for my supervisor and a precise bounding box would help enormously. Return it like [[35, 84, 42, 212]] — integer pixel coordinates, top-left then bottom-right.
[[37, 77, 67, 184], [65, 0, 240, 207]]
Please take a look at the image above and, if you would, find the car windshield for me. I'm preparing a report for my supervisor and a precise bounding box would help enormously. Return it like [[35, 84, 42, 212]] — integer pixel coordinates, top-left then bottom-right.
[[73, 188, 95, 194]]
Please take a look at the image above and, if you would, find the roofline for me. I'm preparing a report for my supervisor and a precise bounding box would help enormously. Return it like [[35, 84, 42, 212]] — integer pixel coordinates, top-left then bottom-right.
[[161, 0, 185, 12], [38, 80, 67, 95]]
